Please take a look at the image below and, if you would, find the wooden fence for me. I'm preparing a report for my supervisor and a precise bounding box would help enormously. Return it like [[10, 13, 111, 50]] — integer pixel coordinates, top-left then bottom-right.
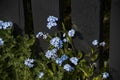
[[1, 0, 118, 79]]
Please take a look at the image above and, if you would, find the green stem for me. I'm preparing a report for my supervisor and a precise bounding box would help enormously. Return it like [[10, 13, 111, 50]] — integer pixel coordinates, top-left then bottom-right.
[[68, 37, 76, 56]]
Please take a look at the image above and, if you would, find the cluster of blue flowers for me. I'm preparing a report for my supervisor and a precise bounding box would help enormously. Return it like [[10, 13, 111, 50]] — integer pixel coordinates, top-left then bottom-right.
[[50, 37, 63, 49], [24, 58, 45, 78], [36, 31, 48, 39], [45, 49, 79, 72], [0, 20, 13, 30], [0, 20, 13, 46], [24, 58, 34, 68], [43, 16, 78, 72], [55, 55, 78, 72], [56, 54, 68, 66], [0, 38, 4, 46], [45, 48, 58, 59], [0, 17, 108, 79], [33, 16, 108, 78], [63, 64, 74, 72], [47, 16, 58, 29]]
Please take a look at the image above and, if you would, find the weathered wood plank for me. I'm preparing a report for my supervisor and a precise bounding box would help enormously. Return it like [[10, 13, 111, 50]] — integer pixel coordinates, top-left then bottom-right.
[[110, 0, 120, 79], [31, 0, 59, 50], [0, 0, 24, 32], [71, 0, 100, 51]]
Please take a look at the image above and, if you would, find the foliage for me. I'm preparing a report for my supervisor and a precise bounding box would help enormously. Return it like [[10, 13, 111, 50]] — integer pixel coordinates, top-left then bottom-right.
[[0, 17, 110, 80]]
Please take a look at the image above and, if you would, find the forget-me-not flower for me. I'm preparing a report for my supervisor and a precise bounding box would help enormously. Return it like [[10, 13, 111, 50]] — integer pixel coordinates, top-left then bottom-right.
[[47, 16, 58, 29], [68, 29, 75, 37], [92, 40, 98, 46], [50, 37, 63, 49], [70, 57, 78, 65], [99, 41, 106, 47], [102, 72, 109, 79], [36, 32, 43, 38], [45, 48, 57, 59], [43, 33, 48, 39], [61, 54, 68, 61], [56, 58, 63, 66], [0, 38, 4, 46], [63, 38, 67, 42], [38, 72, 44, 78], [36, 32, 48, 39], [47, 16, 58, 22], [56, 54, 68, 66], [24, 58, 34, 68], [63, 64, 74, 72], [47, 22, 57, 29], [2, 21, 13, 30]]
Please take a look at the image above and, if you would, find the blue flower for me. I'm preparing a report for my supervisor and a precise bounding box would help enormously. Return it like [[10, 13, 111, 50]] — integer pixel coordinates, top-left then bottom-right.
[[36, 32, 48, 39], [47, 22, 57, 29], [50, 37, 63, 49], [56, 54, 68, 66], [92, 40, 98, 46], [45, 48, 57, 59], [63, 33, 66, 37], [63, 38, 67, 42], [61, 54, 68, 61], [2, 21, 13, 30], [24, 58, 34, 68], [63, 64, 74, 72], [70, 57, 78, 65], [102, 72, 109, 79], [99, 41, 106, 47], [47, 16, 58, 29], [43, 33, 48, 39], [36, 32, 43, 38], [0, 20, 13, 30], [47, 16, 58, 22], [0, 38, 4, 46], [68, 29, 75, 37], [38, 72, 44, 78], [56, 58, 63, 66]]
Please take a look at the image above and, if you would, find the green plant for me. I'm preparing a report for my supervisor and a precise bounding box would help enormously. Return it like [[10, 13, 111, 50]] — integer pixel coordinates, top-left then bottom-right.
[[0, 17, 110, 80]]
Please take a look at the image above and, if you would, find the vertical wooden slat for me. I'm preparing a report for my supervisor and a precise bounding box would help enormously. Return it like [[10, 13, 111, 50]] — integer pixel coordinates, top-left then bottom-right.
[[31, 0, 59, 50], [71, 0, 100, 52], [110, 0, 120, 79], [0, 0, 24, 32]]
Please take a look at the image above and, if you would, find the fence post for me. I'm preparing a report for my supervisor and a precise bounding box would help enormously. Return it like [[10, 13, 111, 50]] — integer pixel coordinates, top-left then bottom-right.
[[71, 0, 100, 52], [110, 0, 120, 79], [31, 0, 59, 50]]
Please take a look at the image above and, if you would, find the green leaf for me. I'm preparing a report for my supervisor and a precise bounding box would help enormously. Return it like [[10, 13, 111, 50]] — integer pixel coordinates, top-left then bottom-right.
[[52, 63, 56, 72], [91, 53, 99, 62], [48, 69, 54, 76], [62, 23, 66, 31], [78, 50, 83, 59]]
